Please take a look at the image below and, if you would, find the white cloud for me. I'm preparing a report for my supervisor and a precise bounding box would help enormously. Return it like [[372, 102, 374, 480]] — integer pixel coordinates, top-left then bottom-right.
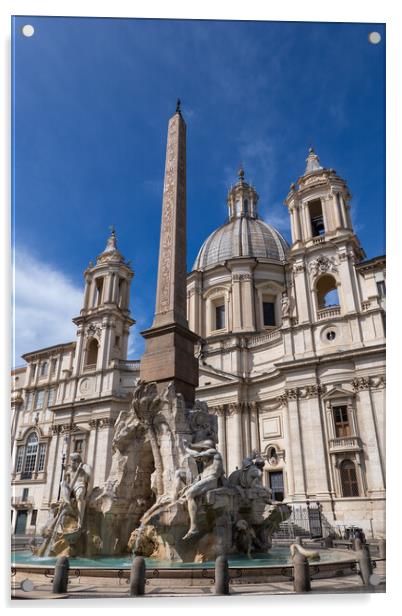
[[12, 250, 83, 366]]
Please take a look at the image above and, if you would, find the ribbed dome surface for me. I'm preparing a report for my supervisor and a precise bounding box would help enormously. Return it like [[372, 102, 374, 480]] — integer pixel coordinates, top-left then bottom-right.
[[193, 217, 289, 271]]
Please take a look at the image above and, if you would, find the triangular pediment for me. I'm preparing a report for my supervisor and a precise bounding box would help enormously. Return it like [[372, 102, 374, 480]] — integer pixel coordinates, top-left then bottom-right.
[[322, 385, 354, 401]]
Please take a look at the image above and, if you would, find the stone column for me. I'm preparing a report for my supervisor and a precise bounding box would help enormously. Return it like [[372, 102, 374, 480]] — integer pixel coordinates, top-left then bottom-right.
[[232, 275, 242, 331], [353, 380, 385, 494], [338, 254, 358, 313], [340, 194, 351, 229], [242, 402, 251, 455], [286, 390, 306, 499], [83, 276, 91, 310], [291, 207, 301, 242], [72, 327, 85, 376], [227, 403, 243, 472], [249, 401, 259, 451], [304, 387, 331, 499], [111, 273, 119, 304], [242, 275, 255, 331], [293, 264, 310, 324], [332, 192, 343, 229], [216, 406, 227, 472], [302, 203, 313, 239]]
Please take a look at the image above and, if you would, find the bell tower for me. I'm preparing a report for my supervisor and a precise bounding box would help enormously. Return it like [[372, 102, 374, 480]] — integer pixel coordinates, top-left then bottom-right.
[[284, 149, 365, 329], [72, 229, 135, 376]]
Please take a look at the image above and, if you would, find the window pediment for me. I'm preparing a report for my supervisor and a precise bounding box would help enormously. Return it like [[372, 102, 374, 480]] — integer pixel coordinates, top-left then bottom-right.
[[203, 285, 230, 300], [322, 386, 354, 401]]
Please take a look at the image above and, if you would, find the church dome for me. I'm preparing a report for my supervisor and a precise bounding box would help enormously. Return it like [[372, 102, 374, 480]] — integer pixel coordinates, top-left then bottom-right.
[[192, 168, 289, 271]]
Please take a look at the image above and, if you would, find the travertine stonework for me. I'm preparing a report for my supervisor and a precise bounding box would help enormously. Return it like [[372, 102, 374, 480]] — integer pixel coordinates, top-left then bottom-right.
[[11, 134, 385, 542]]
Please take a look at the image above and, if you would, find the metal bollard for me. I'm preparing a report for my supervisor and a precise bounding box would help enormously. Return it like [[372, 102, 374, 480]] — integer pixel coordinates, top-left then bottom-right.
[[292, 550, 311, 593], [129, 555, 146, 596], [52, 556, 70, 594], [358, 544, 373, 586], [214, 554, 230, 595], [353, 537, 362, 551], [378, 538, 386, 559]]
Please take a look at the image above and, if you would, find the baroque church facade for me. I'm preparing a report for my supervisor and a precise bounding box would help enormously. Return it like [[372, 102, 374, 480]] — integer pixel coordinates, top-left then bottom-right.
[[11, 144, 385, 539]]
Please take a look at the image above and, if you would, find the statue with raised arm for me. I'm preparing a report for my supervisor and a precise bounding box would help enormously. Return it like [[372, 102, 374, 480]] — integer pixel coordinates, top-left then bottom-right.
[[180, 438, 225, 540], [60, 452, 92, 529]]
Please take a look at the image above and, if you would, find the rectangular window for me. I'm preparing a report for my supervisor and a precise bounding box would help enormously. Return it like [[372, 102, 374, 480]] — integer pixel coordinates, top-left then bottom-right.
[[263, 301, 276, 326], [30, 510, 38, 526], [215, 304, 225, 330], [22, 488, 29, 501], [25, 391, 33, 411], [269, 471, 284, 501], [34, 389, 45, 410], [15, 446, 25, 472], [333, 406, 351, 437], [40, 362, 48, 378], [74, 439, 84, 454], [37, 444, 47, 471], [51, 358, 57, 374], [31, 364, 37, 381], [47, 387, 56, 407], [376, 280, 386, 297]]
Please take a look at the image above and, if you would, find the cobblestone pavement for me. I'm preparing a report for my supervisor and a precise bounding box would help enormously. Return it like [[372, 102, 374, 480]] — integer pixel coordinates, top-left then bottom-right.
[[11, 561, 385, 600]]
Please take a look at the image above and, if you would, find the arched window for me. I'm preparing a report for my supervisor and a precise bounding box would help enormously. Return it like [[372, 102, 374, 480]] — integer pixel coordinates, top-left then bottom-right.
[[340, 460, 359, 497], [95, 277, 104, 306], [15, 432, 47, 478], [308, 199, 325, 236], [86, 338, 99, 367], [316, 275, 339, 309]]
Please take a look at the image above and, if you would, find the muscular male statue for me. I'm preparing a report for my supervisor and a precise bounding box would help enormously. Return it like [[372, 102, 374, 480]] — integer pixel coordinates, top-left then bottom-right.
[[60, 453, 92, 529], [181, 439, 225, 540]]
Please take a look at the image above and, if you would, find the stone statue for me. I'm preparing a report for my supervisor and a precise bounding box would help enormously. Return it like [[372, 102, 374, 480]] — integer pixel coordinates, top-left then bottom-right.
[[180, 438, 225, 540], [290, 541, 321, 562], [60, 452, 92, 529], [228, 450, 267, 492], [281, 292, 291, 317], [234, 519, 261, 558]]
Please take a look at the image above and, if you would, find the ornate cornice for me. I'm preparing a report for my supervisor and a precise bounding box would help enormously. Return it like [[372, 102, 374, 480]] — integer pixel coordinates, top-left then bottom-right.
[[89, 416, 115, 430], [278, 384, 323, 405], [352, 376, 386, 391], [52, 423, 78, 435]]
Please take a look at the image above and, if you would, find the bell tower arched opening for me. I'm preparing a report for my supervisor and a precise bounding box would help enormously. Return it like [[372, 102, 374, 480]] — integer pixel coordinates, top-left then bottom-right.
[[316, 274, 339, 309]]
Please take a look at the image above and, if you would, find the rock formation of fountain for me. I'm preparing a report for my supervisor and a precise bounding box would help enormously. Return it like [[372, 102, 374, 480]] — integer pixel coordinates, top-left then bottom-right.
[[37, 380, 290, 562]]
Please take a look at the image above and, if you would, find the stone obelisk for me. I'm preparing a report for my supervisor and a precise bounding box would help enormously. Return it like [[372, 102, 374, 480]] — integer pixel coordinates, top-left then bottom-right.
[[140, 102, 199, 405]]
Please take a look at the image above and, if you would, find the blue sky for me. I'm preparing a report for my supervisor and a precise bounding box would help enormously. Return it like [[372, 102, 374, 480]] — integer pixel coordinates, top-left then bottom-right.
[[12, 16, 385, 364]]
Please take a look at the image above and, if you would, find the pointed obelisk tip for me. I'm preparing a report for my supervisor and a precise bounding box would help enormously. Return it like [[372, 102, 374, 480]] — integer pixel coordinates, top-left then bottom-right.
[[176, 98, 181, 115]]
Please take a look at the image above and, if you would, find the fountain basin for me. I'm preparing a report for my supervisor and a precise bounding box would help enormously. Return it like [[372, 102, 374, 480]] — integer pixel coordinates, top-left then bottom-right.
[[11, 547, 360, 584]]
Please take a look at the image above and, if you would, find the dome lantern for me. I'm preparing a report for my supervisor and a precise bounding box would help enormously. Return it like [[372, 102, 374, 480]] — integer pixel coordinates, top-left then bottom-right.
[[227, 167, 259, 221]]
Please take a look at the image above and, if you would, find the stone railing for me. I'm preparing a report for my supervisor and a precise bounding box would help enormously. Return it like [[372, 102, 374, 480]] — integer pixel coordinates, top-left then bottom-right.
[[317, 305, 341, 320], [312, 236, 326, 245], [11, 496, 33, 507], [248, 329, 282, 348], [113, 359, 141, 371], [361, 300, 371, 311], [82, 363, 97, 373], [328, 436, 362, 452]]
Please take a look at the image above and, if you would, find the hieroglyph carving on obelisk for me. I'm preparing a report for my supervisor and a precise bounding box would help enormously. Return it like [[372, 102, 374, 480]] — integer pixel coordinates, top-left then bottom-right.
[[154, 112, 187, 328]]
